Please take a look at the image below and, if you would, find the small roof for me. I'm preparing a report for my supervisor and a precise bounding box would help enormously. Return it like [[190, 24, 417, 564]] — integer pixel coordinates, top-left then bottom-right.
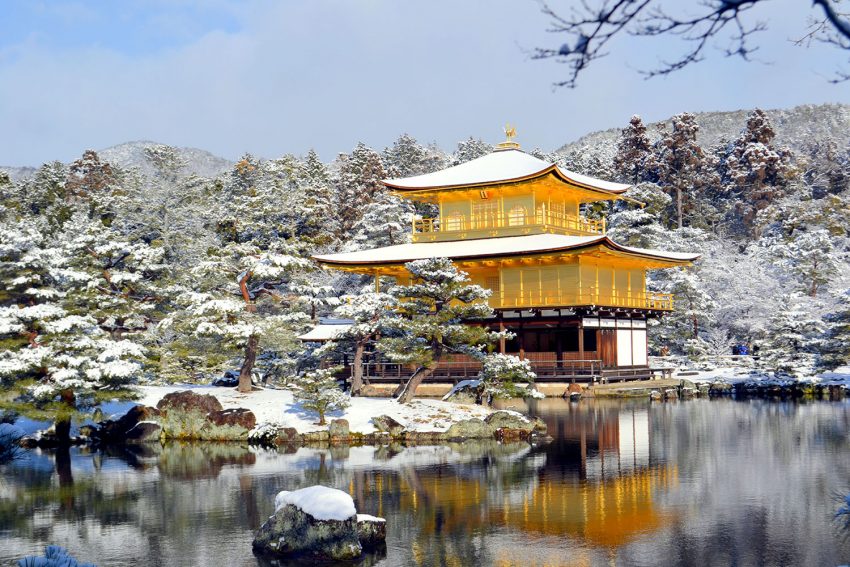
[[384, 148, 630, 195], [314, 233, 700, 267], [297, 322, 353, 342]]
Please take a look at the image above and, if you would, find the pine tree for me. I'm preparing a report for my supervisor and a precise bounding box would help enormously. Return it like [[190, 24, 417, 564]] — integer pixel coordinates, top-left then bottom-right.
[[378, 258, 501, 403], [650, 265, 717, 355], [760, 293, 826, 379], [819, 288, 850, 371], [350, 193, 414, 249], [295, 149, 337, 243], [607, 183, 672, 248], [0, 217, 154, 442], [769, 228, 839, 297], [333, 143, 387, 234], [614, 115, 654, 184], [452, 137, 492, 165], [323, 291, 397, 395], [653, 113, 717, 229], [476, 353, 537, 404], [293, 367, 349, 425], [722, 109, 795, 231]]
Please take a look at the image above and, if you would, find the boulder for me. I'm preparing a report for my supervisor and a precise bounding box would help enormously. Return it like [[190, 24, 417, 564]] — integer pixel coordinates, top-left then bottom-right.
[[157, 390, 223, 414], [445, 418, 493, 439], [253, 486, 379, 561], [96, 405, 162, 442], [372, 415, 405, 437], [356, 514, 387, 549], [124, 422, 163, 443], [248, 424, 302, 446], [649, 390, 662, 401], [484, 411, 533, 432], [328, 419, 350, 441], [207, 408, 256, 430]]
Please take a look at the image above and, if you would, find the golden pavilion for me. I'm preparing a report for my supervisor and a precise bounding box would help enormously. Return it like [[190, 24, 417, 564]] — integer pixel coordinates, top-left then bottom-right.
[[313, 131, 699, 382]]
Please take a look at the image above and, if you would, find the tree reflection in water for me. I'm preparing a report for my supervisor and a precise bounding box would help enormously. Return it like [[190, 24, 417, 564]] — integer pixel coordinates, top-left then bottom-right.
[[2, 399, 850, 566]]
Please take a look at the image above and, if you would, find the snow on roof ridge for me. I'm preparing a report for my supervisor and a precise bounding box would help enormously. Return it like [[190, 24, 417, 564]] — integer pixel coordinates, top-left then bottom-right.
[[384, 148, 629, 194], [314, 233, 697, 265]]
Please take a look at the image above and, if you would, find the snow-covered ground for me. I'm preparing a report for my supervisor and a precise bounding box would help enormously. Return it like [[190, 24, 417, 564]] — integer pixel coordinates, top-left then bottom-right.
[[673, 365, 850, 385], [136, 385, 497, 434]]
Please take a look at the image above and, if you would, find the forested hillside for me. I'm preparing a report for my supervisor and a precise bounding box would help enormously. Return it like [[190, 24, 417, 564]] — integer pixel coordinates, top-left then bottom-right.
[[0, 106, 848, 425]]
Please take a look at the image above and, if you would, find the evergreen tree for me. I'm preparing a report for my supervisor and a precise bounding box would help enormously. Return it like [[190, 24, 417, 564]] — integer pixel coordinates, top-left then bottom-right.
[[475, 353, 537, 404], [293, 367, 348, 425], [819, 288, 850, 371], [378, 258, 501, 403], [452, 138, 492, 165], [382, 133, 447, 178], [322, 291, 397, 396], [653, 113, 717, 229], [613, 115, 654, 184], [760, 293, 825, 379], [722, 109, 795, 231], [295, 149, 337, 243], [769, 228, 839, 297], [350, 193, 414, 249], [334, 143, 387, 234]]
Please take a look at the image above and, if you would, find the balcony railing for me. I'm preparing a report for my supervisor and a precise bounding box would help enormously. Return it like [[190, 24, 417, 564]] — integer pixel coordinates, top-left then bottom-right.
[[413, 210, 605, 237], [491, 287, 674, 311]]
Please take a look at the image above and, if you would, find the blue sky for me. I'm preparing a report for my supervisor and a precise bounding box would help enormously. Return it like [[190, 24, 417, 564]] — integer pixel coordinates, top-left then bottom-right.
[[1, 0, 849, 166]]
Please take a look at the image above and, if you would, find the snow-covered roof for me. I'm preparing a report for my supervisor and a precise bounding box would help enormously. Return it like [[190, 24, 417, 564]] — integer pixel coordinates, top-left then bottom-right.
[[314, 233, 700, 266], [297, 323, 352, 341], [384, 148, 630, 195]]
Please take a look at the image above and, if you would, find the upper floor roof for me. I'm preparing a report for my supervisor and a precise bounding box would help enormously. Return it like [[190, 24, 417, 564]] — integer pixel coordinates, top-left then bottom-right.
[[384, 148, 631, 197]]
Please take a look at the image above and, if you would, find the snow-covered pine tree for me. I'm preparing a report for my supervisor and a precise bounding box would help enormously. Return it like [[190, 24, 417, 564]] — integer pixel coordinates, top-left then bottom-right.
[[769, 228, 839, 297], [476, 353, 537, 404], [378, 258, 502, 403], [322, 291, 397, 396], [607, 183, 672, 248], [650, 265, 717, 356], [722, 109, 795, 232], [0, 218, 151, 442], [170, 242, 312, 392], [293, 367, 348, 425], [333, 143, 387, 234], [613, 115, 655, 184], [452, 137, 492, 165], [760, 293, 826, 379], [350, 192, 414, 249], [819, 288, 850, 371], [295, 149, 337, 244], [382, 133, 446, 178], [653, 112, 718, 229]]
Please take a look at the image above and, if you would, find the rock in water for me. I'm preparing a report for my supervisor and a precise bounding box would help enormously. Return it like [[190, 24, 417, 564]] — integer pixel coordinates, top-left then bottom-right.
[[356, 514, 387, 549], [253, 485, 386, 561]]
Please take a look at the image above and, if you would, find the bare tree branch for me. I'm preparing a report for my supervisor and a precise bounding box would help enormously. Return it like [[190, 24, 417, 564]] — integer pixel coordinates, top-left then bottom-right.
[[534, 0, 850, 87]]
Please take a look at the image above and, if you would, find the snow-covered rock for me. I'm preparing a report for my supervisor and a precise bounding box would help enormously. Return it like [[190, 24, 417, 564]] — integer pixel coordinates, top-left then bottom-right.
[[254, 485, 385, 560]]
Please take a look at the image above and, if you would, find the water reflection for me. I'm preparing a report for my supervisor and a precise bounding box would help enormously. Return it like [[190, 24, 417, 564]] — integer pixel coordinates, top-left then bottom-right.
[[2, 399, 850, 566]]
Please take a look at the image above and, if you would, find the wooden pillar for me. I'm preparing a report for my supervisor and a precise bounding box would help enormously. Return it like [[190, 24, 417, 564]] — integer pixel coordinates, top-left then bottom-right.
[[555, 324, 564, 368], [578, 320, 585, 361], [518, 322, 525, 359], [498, 319, 506, 354]]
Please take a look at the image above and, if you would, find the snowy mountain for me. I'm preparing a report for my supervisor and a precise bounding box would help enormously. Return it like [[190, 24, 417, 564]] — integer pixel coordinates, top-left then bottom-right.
[[1, 141, 233, 182], [558, 103, 850, 154], [98, 141, 234, 179]]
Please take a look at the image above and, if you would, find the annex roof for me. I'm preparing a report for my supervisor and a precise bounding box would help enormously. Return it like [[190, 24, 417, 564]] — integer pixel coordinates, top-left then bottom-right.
[[297, 321, 353, 342], [383, 148, 630, 195], [313, 233, 700, 267]]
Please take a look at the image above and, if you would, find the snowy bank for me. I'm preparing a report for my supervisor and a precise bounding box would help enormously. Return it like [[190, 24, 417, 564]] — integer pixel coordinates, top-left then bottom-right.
[[135, 384, 511, 435]]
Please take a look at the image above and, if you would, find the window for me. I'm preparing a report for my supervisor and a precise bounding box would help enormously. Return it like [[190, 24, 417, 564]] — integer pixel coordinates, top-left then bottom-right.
[[472, 202, 499, 229], [508, 205, 527, 226], [445, 211, 465, 231]]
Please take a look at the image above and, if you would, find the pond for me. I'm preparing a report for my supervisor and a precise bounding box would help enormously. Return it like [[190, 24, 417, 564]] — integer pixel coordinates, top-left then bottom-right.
[[2, 398, 850, 566]]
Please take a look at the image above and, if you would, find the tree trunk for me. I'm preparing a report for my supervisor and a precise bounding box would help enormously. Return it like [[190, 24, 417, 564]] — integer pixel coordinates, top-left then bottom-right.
[[677, 185, 683, 229], [396, 365, 435, 404], [238, 334, 259, 393], [350, 341, 366, 396], [54, 389, 76, 445]]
